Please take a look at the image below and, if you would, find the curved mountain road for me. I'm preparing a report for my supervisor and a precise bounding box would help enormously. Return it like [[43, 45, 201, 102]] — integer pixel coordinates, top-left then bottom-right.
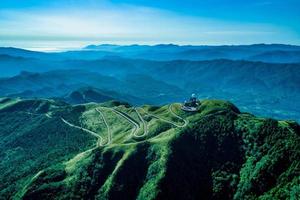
[[168, 104, 189, 128], [140, 104, 188, 128], [100, 106, 140, 138], [134, 107, 148, 137], [61, 104, 187, 148], [96, 108, 111, 145], [61, 117, 107, 147]]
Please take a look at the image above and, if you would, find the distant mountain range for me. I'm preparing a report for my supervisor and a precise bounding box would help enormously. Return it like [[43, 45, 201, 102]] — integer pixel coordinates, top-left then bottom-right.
[[0, 44, 300, 122], [82, 43, 300, 62], [0, 70, 186, 105], [1, 44, 300, 65], [62, 87, 145, 105], [1, 44, 300, 199], [1, 44, 300, 78]]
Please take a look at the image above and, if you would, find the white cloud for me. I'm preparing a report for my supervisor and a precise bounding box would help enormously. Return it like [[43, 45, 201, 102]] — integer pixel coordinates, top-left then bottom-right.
[[0, 3, 298, 49]]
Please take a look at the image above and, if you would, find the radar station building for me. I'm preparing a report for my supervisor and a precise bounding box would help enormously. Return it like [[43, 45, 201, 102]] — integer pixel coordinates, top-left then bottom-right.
[[181, 94, 200, 112]]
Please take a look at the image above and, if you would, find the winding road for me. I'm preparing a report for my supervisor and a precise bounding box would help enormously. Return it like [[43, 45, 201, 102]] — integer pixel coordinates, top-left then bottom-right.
[[100, 106, 141, 138], [61, 104, 188, 147], [21, 105, 185, 197], [168, 104, 189, 127], [140, 104, 188, 128], [99, 106, 150, 138], [61, 117, 108, 147], [96, 108, 111, 145], [134, 107, 148, 137]]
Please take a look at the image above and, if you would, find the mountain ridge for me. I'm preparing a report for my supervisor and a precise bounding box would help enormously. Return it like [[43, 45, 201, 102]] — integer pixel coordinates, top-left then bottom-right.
[[2, 44, 300, 63], [0, 97, 299, 199], [1, 57, 299, 122]]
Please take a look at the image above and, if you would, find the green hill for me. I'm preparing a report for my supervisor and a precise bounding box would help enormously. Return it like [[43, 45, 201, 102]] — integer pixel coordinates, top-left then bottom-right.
[[0, 98, 299, 200], [62, 87, 144, 105]]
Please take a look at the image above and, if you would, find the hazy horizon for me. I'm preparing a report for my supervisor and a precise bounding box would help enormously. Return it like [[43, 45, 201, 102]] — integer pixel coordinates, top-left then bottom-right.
[[2, 42, 300, 53], [1, 0, 300, 51]]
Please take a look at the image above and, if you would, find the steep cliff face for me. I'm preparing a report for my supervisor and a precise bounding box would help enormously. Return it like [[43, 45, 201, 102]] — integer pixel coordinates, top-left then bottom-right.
[[0, 98, 299, 200]]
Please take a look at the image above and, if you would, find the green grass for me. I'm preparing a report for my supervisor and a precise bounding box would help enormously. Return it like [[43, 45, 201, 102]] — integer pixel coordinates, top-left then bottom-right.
[[0, 98, 299, 200]]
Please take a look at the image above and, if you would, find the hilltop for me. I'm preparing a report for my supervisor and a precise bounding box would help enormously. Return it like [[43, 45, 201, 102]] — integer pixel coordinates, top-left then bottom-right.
[[0, 97, 299, 199]]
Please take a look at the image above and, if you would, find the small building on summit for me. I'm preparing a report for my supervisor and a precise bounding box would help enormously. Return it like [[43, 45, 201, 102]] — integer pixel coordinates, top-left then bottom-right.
[[181, 94, 200, 112]]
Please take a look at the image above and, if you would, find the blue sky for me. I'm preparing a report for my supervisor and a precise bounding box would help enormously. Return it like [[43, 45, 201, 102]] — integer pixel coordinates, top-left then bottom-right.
[[0, 0, 299, 50]]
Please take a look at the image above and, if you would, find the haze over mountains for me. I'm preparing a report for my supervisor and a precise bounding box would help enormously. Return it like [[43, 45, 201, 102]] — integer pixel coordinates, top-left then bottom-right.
[[83, 44, 300, 62], [1, 0, 300, 198], [1, 44, 300, 66], [0, 44, 300, 122], [1, 44, 300, 199]]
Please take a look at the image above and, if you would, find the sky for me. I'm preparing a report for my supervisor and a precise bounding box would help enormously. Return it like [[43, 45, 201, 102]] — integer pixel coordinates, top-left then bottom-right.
[[0, 0, 299, 51]]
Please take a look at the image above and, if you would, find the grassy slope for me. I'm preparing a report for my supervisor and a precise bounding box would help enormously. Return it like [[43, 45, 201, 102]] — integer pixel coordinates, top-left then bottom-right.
[[0, 99, 96, 199], [0, 98, 299, 200]]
